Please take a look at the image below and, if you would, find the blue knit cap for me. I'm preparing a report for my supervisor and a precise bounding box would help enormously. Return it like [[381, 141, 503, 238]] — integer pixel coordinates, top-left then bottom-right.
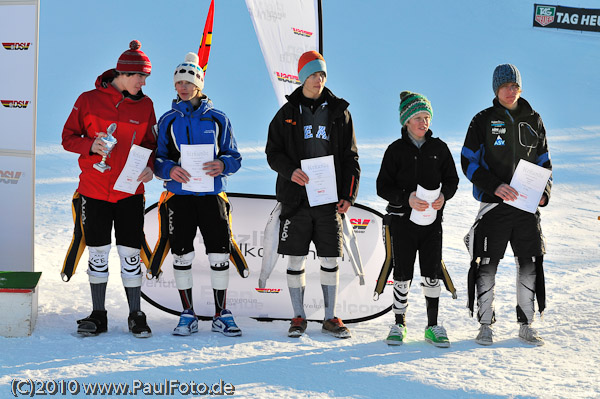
[[493, 64, 521, 94]]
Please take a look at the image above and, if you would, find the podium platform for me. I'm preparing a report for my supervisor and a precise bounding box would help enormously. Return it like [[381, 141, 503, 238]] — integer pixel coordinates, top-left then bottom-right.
[[0, 272, 41, 337]]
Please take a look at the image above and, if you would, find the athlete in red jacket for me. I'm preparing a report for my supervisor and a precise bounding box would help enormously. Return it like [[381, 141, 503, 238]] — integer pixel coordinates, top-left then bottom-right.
[[62, 40, 157, 338]]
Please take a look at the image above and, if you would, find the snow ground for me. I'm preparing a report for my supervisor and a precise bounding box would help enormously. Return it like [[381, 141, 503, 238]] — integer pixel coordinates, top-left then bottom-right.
[[1, 125, 599, 399], [3, 0, 600, 396]]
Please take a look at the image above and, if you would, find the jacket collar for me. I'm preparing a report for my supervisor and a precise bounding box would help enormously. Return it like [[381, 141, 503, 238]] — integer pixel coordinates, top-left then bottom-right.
[[401, 126, 433, 146], [286, 86, 349, 118], [171, 95, 212, 116], [95, 69, 148, 105], [492, 96, 534, 119]]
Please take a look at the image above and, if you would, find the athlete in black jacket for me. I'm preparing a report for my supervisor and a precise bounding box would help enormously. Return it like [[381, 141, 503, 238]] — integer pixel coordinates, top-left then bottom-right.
[[377, 91, 458, 347], [461, 64, 552, 347], [265, 51, 360, 339]]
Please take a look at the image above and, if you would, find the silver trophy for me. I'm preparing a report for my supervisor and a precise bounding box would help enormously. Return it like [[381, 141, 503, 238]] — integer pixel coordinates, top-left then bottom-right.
[[93, 123, 117, 173]]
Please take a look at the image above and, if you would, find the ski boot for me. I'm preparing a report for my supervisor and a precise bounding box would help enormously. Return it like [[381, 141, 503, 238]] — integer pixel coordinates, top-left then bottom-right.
[[173, 309, 199, 336], [76, 310, 107, 336], [288, 317, 308, 338], [128, 311, 152, 338], [424, 325, 450, 348], [322, 317, 351, 339], [212, 309, 242, 337], [385, 324, 407, 346]]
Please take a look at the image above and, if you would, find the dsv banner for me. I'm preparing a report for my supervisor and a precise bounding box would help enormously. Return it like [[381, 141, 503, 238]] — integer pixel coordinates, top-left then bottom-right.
[[142, 193, 391, 322], [533, 4, 600, 32]]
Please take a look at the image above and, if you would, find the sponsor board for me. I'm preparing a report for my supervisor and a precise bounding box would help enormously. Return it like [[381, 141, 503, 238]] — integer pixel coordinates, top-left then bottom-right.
[[0, 2, 37, 274], [0, 4, 37, 152], [142, 193, 391, 322], [533, 4, 600, 32]]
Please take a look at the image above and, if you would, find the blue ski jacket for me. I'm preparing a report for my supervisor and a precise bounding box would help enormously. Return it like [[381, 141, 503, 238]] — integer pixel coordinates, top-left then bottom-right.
[[155, 97, 241, 196]]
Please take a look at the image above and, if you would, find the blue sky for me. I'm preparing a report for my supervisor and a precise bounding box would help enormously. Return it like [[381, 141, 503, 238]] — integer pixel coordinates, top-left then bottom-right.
[[38, 0, 600, 149], [35, 0, 600, 202]]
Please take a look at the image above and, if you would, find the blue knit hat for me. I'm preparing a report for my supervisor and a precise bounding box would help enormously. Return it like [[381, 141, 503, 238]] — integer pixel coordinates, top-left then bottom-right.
[[493, 64, 521, 94], [399, 91, 433, 126]]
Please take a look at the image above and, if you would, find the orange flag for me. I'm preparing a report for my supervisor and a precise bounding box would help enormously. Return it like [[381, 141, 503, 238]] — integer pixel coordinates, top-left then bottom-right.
[[197, 0, 214, 74]]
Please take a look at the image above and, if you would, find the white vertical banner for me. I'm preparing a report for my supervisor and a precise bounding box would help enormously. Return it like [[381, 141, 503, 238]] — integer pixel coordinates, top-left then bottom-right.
[[0, 156, 33, 271], [246, 0, 320, 107], [0, 0, 38, 272], [0, 2, 37, 152]]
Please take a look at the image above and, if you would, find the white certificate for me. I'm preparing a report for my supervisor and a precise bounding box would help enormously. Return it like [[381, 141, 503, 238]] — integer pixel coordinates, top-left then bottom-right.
[[505, 159, 552, 213], [181, 144, 214, 193], [301, 155, 338, 207], [113, 145, 152, 194], [410, 184, 441, 226]]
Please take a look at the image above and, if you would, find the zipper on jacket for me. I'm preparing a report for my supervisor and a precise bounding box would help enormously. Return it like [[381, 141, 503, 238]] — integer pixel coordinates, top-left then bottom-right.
[[414, 139, 423, 181], [186, 126, 191, 144], [505, 109, 518, 175], [414, 153, 419, 180]]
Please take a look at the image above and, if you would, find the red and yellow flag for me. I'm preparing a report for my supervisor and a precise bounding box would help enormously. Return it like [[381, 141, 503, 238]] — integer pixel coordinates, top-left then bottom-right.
[[197, 0, 214, 74]]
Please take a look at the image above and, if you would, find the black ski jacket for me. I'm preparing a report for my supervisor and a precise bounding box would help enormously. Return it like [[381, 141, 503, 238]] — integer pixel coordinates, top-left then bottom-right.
[[461, 97, 552, 204], [377, 127, 459, 220], [265, 86, 360, 206]]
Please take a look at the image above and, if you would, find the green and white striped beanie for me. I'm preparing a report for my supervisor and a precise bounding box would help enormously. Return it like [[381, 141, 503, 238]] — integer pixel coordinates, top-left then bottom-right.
[[399, 91, 433, 126]]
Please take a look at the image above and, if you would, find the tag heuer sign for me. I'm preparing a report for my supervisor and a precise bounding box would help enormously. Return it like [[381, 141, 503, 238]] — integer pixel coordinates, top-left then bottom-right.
[[535, 5, 556, 26], [533, 4, 600, 33]]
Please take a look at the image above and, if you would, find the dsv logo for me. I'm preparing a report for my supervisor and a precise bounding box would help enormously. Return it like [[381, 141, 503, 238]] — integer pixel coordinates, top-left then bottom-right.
[[2, 42, 31, 50], [281, 219, 291, 241], [0, 170, 22, 184], [1, 100, 29, 108]]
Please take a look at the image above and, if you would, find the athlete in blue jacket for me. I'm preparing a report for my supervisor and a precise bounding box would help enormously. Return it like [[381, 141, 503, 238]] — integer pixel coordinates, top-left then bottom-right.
[[155, 52, 242, 337]]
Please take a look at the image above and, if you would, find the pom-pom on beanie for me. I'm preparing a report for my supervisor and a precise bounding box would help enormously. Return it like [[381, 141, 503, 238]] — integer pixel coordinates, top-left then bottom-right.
[[298, 50, 327, 84], [116, 40, 152, 75], [173, 52, 205, 90], [399, 91, 433, 126], [492, 64, 521, 95]]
